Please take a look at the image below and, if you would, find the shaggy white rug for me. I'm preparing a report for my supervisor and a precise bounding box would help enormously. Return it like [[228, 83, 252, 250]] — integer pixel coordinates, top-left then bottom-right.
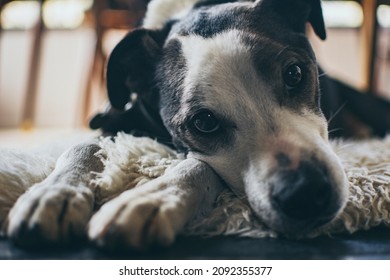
[[92, 133, 390, 238], [0, 133, 389, 238]]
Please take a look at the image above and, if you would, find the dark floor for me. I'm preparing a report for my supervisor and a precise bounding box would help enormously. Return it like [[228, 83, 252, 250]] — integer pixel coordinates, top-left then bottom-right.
[[1, 226, 390, 260]]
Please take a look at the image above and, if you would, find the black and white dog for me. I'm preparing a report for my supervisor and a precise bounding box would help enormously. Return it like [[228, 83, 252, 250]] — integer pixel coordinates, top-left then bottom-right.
[[3, 0, 390, 250]]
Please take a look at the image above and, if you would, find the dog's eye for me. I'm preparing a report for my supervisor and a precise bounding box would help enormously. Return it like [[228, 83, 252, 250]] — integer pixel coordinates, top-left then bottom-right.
[[191, 110, 220, 133], [284, 64, 302, 88]]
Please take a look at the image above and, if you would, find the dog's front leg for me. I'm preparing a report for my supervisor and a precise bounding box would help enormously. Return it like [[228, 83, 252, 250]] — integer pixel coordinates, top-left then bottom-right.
[[7, 141, 104, 247], [88, 158, 224, 251]]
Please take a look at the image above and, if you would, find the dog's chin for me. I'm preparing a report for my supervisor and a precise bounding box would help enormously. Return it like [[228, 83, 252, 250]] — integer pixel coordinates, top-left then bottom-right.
[[264, 211, 338, 238], [244, 179, 347, 237], [248, 199, 344, 238]]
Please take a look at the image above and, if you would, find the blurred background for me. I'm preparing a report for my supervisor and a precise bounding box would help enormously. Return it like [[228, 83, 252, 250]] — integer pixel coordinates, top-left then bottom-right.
[[0, 0, 389, 147]]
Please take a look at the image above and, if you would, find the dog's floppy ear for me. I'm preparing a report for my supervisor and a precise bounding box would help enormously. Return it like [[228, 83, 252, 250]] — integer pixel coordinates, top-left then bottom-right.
[[260, 0, 326, 40], [106, 27, 169, 110]]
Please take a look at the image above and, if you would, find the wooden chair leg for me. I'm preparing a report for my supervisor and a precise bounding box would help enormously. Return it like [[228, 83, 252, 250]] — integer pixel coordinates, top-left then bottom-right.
[[21, 0, 45, 130], [360, 0, 378, 93], [82, 0, 106, 127]]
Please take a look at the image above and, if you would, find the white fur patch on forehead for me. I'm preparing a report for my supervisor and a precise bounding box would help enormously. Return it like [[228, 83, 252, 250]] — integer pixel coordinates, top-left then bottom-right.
[[179, 29, 252, 76], [143, 0, 198, 29], [174, 29, 266, 124]]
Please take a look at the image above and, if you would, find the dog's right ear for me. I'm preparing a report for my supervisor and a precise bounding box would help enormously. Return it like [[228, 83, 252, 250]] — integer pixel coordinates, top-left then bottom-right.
[[106, 27, 169, 110], [259, 0, 326, 40]]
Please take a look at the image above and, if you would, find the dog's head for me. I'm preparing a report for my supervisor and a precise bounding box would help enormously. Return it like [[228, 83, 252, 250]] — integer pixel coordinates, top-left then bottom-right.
[[106, 0, 348, 235]]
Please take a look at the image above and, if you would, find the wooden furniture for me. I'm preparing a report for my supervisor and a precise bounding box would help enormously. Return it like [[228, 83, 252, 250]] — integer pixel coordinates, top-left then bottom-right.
[[360, 0, 390, 93], [0, 0, 387, 128], [81, 0, 386, 119], [0, 0, 45, 130]]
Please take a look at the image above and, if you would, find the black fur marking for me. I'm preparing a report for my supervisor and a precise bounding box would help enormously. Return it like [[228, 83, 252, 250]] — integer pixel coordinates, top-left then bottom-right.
[[174, 3, 252, 38], [156, 39, 188, 149], [239, 30, 321, 115]]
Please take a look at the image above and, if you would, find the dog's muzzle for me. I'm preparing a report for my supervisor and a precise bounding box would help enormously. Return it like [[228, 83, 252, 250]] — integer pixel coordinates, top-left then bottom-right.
[[244, 148, 347, 236]]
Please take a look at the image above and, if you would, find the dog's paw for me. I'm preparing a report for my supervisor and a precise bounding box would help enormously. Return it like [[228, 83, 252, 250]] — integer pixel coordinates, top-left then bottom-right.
[[7, 183, 94, 247], [88, 184, 187, 251]]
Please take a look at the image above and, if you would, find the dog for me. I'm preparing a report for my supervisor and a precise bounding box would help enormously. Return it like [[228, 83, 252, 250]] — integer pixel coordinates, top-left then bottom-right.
[[2, 0, 390, 251]]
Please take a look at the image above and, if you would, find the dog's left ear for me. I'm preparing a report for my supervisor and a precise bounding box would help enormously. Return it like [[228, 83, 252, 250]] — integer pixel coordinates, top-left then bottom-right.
[[260, 0, 326, 40], [106, 27, 169, 110], [90, 26, 173, 141]]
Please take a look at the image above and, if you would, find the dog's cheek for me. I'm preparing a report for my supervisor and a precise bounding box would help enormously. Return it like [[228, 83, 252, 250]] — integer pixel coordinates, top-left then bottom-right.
[[242, 159, 277, 221], [311, 143, 349, 210]]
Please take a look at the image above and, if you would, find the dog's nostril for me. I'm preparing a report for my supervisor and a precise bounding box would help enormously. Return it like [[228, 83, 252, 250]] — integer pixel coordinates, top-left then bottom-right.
[[271, 162, 332, 220]]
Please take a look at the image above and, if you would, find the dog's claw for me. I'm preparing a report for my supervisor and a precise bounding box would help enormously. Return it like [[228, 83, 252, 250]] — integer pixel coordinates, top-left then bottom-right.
[[7, 183, 94, 247], [88, 184, 183, 251]]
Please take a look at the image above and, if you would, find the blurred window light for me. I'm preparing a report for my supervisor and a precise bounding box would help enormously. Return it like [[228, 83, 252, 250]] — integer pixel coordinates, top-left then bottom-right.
[[79, 0, 94, 11], [322, 1, 363, 28], [0, 0, 93, 30], [1, 1, 40, 30], [43, 0, 93, 29], [378, 5, 390, 28]]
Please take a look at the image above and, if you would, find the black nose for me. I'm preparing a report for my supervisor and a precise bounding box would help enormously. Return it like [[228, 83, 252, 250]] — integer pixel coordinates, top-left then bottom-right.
[[271, 161, 333, 221]]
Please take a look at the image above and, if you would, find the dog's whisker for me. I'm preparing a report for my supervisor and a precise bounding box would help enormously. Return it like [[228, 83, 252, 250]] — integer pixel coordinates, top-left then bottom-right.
[[328, 101, 347, 124], [318, 72, 328, 78], [337, 143, 355, 151], [328, 127, 344, 134]]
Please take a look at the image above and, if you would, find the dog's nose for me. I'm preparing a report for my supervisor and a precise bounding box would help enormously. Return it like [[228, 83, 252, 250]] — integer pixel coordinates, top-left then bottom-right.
[[271, 161, 332, 221]]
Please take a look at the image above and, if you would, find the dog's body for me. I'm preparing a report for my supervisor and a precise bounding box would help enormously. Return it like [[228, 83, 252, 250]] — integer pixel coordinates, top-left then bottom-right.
[[1, 0, 390, 250]]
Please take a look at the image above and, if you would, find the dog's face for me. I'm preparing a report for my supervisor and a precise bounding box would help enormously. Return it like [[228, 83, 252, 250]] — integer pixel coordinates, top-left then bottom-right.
[[106, 0, 348, 235]]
